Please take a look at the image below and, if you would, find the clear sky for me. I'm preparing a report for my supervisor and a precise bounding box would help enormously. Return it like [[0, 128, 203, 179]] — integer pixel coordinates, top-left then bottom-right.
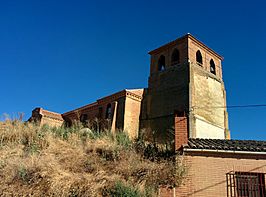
[[1, 0, 266, 140]]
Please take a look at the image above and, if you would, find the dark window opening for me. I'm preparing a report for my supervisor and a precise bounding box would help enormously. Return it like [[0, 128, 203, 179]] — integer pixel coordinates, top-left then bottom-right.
[[171, 49, 180, 65], [210, 59, 216, 75], [158, 55, 166, 71], [226, 171, 265, 197], [105, 103, 112, 119], [80, 114, 88, 123], [196, 50, 203, 65]]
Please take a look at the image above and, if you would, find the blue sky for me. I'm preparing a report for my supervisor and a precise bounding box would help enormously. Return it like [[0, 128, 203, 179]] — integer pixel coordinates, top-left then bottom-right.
[[1, 0, 266, 140]]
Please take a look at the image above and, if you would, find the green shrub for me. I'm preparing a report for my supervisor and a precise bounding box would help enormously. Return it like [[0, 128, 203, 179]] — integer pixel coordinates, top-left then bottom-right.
[[115, 132, 132, 149], [24, 143, 40, 154], [106, 181, 142, 197], [40, 124, 50, 133], [50, 126, 70, 140], [18, 166, 29, 183], [87, 130, 102, 140]]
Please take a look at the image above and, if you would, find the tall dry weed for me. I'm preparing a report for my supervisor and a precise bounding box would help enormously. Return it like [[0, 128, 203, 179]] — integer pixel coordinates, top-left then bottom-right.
[[0, 120, 186, 197]]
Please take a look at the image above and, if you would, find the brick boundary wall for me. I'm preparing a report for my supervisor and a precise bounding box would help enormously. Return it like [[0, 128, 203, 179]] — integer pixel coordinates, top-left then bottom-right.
[[159, 153, 266, 197]]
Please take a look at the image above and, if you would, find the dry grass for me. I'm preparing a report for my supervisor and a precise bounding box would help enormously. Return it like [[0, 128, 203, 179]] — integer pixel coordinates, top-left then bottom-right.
[[0, 120, 186, 197]]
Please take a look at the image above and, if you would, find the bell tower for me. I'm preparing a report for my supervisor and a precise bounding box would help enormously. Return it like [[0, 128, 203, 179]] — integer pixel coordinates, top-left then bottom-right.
[[140, 34, 229, 143]]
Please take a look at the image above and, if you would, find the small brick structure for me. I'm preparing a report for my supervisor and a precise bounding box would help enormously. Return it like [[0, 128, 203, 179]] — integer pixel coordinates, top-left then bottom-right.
[[28, 108, 64, 128], [174, 113, 188, 151], [160, 151, 266, 197]]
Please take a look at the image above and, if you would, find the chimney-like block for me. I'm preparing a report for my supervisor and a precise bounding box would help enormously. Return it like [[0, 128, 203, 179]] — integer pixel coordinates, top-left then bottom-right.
[[175, 113, 188, 151]]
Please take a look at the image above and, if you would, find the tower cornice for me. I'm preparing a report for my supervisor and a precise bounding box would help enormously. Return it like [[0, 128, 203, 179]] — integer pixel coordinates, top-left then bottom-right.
[[148, 33, 224, 60]]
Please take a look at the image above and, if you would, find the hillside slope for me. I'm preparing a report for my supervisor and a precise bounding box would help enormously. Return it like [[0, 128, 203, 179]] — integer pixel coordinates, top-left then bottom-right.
[[0, 121, 185, 197]]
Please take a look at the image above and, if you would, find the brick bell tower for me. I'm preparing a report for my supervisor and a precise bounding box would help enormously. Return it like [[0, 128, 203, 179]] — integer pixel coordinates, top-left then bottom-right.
[[140, 34, 230, 144]]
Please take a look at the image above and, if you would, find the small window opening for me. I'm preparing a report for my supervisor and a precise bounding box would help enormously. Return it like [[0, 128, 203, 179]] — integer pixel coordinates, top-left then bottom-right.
[[196, 50, 203, 65], [105, 103, 112, 119], [210, 59, 216, 75], [171, 49, 180, 65], [158, 55, 166, 71]]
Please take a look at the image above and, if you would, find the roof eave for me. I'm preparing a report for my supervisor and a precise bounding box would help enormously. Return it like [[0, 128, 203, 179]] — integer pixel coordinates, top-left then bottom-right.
[[183, 148, 266, 155]]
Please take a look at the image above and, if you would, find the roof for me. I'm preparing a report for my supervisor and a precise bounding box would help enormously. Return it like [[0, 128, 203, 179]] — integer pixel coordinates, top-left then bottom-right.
[[63, 102, 98, 116], [63, 88, 144, 116], [184, 138, 266, 153]]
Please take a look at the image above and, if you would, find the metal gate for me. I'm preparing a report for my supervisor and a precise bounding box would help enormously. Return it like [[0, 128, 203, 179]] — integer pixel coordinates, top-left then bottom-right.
[[226, 171, 265, 197]]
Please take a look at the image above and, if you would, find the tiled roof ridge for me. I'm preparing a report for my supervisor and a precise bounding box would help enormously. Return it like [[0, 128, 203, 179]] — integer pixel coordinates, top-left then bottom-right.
[[184, 138, 266, 153], [63, 88, 144, 116], [63, 102, 98, 116], [189, 138, 266, 141]]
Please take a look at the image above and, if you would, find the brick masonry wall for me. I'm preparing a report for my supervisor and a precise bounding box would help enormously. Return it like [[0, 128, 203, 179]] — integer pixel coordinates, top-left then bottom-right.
[[62, 90, 143, 138], [140, 64, 189, 143], [29, 108, 64, 128], [124, 96, 142, 139], [160, 153, 266, 197], [187, 37, 222, 79], [175, 116, 188, 151], [41, 116, 64, 127], [149, 37, 188, 74]]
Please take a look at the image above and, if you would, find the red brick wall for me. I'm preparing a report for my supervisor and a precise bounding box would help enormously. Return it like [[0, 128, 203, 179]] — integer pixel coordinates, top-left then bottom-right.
[[175, 115, 188, 151], [160, 153, 266, 197], [187, 36, 222, 79]]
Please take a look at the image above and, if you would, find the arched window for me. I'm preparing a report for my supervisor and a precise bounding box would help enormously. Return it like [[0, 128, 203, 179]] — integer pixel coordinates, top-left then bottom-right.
[[105, 103, 112, 119], [158, 55, 166, 71], [171, 49, 180, 65], [196, 50, 203, 65], [210, 59, 216, 75]]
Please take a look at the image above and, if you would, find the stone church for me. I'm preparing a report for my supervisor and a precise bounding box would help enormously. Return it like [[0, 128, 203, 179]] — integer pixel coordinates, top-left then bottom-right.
[[29, 33, 230, 142]]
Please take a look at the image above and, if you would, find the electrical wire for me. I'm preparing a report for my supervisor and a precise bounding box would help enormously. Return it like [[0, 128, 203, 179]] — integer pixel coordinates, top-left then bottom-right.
[[192, 104, 266, 110]]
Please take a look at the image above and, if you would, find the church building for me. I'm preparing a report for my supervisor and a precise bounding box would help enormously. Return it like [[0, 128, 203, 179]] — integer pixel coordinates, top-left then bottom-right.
[[29, 34, 266, 197], [29, 33, 229, 142]]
